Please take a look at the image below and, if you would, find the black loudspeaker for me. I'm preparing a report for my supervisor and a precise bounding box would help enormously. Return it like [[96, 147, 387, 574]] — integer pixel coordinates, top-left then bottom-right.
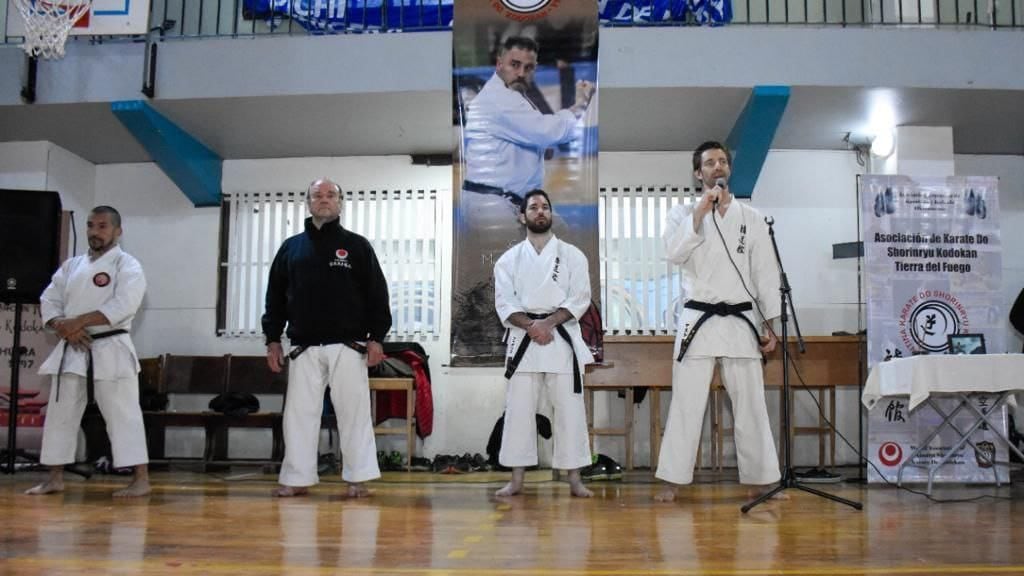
[[0, 189, 63, 304]]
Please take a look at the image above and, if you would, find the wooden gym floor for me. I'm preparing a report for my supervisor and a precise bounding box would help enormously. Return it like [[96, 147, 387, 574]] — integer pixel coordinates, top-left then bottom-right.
[[2, 468, 1024, 575]]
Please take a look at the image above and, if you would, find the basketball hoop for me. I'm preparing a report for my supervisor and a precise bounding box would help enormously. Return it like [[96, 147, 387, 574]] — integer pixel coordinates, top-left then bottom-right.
[[12, 0, 93, 59]]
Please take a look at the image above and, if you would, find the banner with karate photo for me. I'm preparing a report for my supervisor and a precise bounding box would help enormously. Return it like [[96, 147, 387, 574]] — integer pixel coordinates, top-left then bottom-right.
[[0, 303, 59, 449], [450, 0, 599, 366], [860, 175, 1007, 483]]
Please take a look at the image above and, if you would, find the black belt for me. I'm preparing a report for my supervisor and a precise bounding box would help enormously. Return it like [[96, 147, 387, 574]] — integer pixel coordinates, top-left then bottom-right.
[[55, 329, 129, 404], [675, 300, 761, 362], [463, 180, 524, 207], [504, 313, 582, 394], [288, 340, 367, 361]]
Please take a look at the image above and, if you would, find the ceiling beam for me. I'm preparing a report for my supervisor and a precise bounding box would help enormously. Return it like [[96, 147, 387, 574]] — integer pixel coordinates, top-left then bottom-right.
[[726, 85, 790, 199], [111, 100, 222, 207]]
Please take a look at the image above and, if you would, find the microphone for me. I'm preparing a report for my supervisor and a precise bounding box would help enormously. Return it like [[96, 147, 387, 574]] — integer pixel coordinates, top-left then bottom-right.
[[712, 178, 726, 207]]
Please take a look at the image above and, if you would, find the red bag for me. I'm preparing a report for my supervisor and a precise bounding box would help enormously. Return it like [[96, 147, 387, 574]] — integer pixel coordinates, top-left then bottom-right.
[[579, 301, 604, 363]]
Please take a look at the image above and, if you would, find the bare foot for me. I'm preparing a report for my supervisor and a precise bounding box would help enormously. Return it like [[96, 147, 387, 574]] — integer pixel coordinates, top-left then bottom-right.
[[494, 481, 522, 497], [653, 487, 677, 502], [272, 485, 309, 498], [346, 484, 370, 498], [25, 480, 64, 495], [569, 480, 593, 498], [113, 479, 151, 498], [566, 470, 593, 498]]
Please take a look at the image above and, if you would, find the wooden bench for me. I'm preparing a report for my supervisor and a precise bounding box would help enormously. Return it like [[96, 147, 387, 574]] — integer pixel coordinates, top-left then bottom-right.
[[137, 354, 415, 467]]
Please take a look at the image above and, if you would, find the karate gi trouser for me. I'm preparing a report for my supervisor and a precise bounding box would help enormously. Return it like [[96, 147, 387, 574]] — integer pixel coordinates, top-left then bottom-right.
[[279, 344, 380, 486], [499, 372, 591, 470], [655, 357, 780, 486], [39, 373, 149, 468]]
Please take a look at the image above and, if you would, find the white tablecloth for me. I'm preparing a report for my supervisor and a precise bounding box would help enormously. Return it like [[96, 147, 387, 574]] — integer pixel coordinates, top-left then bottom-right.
[[862, 353, 1024, 411]]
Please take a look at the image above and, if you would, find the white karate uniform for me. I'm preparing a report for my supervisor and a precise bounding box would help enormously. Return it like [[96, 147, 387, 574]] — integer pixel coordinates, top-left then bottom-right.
[[494, 237, 594, 470], [37, 246, 148, 468], [278, 344, 380, 486], [464, 73, 581, 197], [656, 201, 782, 486]]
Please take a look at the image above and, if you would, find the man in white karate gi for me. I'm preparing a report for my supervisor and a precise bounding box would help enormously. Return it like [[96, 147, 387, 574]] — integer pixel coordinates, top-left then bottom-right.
[[263, 178, 391, 498], [27, 206, 150, 498], [654, 141, 782, 502], [493, 189, 594, 498]]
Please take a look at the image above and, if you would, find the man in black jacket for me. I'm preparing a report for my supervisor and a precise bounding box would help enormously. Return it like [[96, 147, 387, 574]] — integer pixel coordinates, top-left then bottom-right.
[[1011, 287, 1024, 352], [263, 178, 391, 498]]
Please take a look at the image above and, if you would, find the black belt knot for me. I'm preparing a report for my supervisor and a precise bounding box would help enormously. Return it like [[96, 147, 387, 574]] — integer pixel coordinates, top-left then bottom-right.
[[504, 312, 583, 393], [675, 300, 761, 362], [55, 329, 129, 404]]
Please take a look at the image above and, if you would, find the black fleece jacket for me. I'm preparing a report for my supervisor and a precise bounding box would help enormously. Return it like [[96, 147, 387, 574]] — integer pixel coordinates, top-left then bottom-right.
[[262, 217, 391, 346]]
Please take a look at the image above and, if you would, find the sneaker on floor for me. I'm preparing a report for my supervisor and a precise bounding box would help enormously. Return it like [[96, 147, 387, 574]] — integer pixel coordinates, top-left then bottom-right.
[[596, 454, 623, 481], [795, 467, 842, 483], [410, 457, 432, 472]]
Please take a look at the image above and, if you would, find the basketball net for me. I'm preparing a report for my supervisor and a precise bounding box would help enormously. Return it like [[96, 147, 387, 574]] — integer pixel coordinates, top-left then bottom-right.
[[13, 0, 93, 59]]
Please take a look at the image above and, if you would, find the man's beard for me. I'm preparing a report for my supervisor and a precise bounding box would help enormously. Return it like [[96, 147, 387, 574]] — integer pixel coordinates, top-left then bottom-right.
[[525, 218, 551, 234], [88, 237, 112, 252], [507, 80, 528, 94]]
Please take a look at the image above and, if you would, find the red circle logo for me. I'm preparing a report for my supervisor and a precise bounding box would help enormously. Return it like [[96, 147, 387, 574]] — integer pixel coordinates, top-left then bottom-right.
[[878, 442, 903, 467], [335, 249, 348, 259], [93, 272, 111, 287]]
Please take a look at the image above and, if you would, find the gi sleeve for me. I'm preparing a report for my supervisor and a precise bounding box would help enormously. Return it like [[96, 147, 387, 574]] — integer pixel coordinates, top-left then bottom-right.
[[478, 100, 579, 149], [494, 248, 526, 327], [560, 245, 591, 320], [39, 259, 70, 327], [97, 255, 147, 326], [663, 203, 705, 265]]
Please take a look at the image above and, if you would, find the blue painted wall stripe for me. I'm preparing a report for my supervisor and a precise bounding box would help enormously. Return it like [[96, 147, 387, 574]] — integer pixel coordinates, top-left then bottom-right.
[[112, 100, 222, 207], [725, 85, 790, 199]]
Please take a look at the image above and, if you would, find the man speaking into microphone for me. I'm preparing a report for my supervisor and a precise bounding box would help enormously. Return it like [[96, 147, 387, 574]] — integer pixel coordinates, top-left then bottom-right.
[[654, 141, 782, 503]]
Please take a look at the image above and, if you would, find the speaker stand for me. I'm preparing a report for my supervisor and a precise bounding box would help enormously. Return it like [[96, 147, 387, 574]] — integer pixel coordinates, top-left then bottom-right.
[[2, 303, 33, 473]]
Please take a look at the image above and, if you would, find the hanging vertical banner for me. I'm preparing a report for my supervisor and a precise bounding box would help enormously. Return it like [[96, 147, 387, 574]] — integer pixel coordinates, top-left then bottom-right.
[[451, 0, 599, 365], [1, 303, 58, 450], [860, 175, 1006, 483]]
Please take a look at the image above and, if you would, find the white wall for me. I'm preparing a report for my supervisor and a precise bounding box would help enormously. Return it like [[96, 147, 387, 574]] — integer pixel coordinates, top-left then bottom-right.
[[3, 141, 1022, 467]]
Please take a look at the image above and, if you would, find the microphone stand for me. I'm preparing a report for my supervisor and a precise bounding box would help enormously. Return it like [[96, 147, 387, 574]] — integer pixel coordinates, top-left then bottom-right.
[[742, 217, 862, 513]]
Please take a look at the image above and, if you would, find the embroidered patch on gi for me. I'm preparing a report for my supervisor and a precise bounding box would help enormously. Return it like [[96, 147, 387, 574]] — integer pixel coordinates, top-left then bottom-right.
[[93, 272, 111, 287], [331, 248, 352, 269]]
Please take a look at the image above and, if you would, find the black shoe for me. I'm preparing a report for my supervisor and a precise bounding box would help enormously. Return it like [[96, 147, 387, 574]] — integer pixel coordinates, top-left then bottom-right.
[[431, 454, 451, 473], [318, 452, 339, 475], [469, 453, 489, 472], [795, 467, 842, 483], [410, 456, 432, 471], [596, 454, 623, 480], [580, 460, 606, 481], [581, 454, 623, 481]]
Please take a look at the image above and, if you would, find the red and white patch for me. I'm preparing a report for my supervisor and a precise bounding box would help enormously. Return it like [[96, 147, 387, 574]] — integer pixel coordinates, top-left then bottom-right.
[[92, 272, 111, 287], [878, 442, 903, 467], [335, 249, 349, 260]]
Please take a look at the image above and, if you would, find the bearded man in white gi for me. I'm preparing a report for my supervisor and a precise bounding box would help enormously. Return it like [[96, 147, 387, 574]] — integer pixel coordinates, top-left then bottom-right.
[[27, 206, 150, 498], [263, 178, 391, 499], [654, 141, 782, 503], [493, 189, 594, 498]]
